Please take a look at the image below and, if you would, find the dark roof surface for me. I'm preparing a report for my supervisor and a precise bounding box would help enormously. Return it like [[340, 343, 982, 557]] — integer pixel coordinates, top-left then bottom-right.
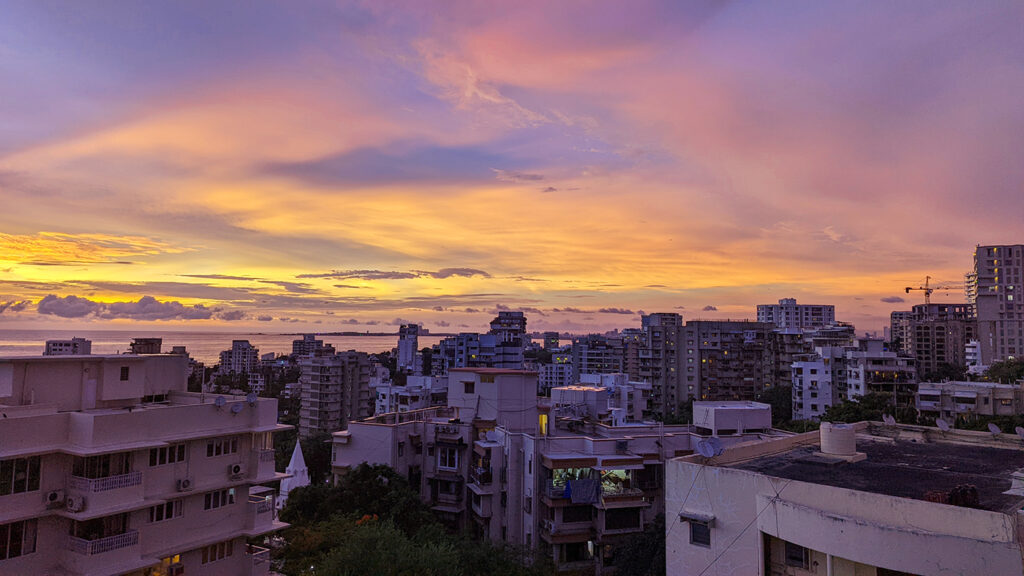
[[732, 437, 1024, 512]]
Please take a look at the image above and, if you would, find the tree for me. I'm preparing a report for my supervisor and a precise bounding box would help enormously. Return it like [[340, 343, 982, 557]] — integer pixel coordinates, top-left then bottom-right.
[[923, 363, 968, 383], [985, 359, 1024, 384], [611, 513, 665, 576], [756, 385, 793, 427], [820, 392, 916, 424], [300, 432, 334, 485]]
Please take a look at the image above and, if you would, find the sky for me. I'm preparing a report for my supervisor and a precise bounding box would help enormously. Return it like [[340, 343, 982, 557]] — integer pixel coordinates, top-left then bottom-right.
[[1, 1, 1022, 335]]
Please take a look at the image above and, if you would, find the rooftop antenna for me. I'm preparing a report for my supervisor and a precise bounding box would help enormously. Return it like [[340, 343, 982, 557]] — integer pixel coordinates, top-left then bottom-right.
[[882, 414, 896, 425], [988, 422, 1002, 436], [935, 418, 951, 433], [230, 403, 243, 416], [214, 396, 226, 410]]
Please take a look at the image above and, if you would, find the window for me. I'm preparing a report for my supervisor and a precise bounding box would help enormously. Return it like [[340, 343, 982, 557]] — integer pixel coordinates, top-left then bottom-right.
[[0, 457, 41, 496], [689, 520, 711, 547], [149, 444, 187, 467], [784, 541, 810, 569], [463, 381, 475, 394], [120, 366, 130, 381], [149, 500, 183, 523], [72, 453, 131, 479], [201, 540, 234, 564], [203, 488, 236, 510], [0, 519, 37, 560], [437, 447, 459, 470], [206, 437, 239, 457]]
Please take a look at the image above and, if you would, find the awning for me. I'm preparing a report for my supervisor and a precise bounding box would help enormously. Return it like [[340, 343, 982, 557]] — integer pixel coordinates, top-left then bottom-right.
[[679, 510, 715, 524]]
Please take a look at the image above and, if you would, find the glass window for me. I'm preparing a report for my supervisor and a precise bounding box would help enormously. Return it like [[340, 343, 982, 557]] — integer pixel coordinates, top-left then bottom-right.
[[690, 520, 710, 547]]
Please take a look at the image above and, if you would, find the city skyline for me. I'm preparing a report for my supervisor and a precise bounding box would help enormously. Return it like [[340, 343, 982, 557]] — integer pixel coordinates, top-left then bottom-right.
[[2, 2, 1023, 333]]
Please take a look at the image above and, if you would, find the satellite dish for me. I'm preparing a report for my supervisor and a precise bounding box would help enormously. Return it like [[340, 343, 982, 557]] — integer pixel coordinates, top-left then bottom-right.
[[936, 418, 950, 432], [696, 441, 715, 458], [988, 422, 1002, 435], [230, 403, 243, 415], [882, 414, 896, 425], [1016, 426, 1024, 439], [246, 392, 258, 406], [707, 437, 725, 456], [214, 396, 226, 409]]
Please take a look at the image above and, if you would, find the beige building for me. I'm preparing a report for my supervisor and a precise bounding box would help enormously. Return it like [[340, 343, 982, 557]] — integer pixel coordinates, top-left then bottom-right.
[[667, 421, 1024, 576], [298, 350, 372, 439], [0, 354, 289, 576], [917, 380, 1024, 420], [332, 368, 784, 573], [970, 244, 1024, 364]]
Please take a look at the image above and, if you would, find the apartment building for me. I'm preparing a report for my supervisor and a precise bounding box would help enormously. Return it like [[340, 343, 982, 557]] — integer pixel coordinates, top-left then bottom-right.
[[396, 324, 421, 374], [571, 334, 625, 382], [539, 358, 573, 396], [44, 338, 92, 356], [763, 330, 812, 391], [489, 311, 527, 370], [908, 303, 977, 378], [291, 334, 333, 358], [0, 354, 288, 576], [844, 339, 917, 402], [219, 340, 260, 375], [791, 347, 843, 421], [683, 320, 772, 402], [543, 332, 562, 350], [969, 244, 1024, 363], [667, 421, 1024, 576], [639, 313, 684, 418], [756, 298, 836, 330], [331, 368, 784, 573], [434, 333, 498, 375], [372, 375, 447, 415], [297, 351, 372, 439], [889, 311, 913, 354], [917, 380, 1024, 421]]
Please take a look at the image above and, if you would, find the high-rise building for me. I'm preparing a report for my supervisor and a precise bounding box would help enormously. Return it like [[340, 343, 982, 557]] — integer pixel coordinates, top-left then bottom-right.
[[129, 338, 162, 354], [756, 298, 836, 330], [298, 350, 372, 438], [0, 354, 288, 575], [542, 332, 561, 350], [292, 334, 333, 357], [397, 324, 421, 374], [570, 334, 625, 382], [844, 339, 917, 403], [908, 303, 976, 378], [538, 355, 573, 395], [488, 311, 527, 369], [43, 337, 91, 356], [683, 320, 772, 402], [889, 311, 913, 353], [640, 313, 684, 418], [620, 328, 644, 381], [969, 244, 1024, 363], [219, 340, 260, 375]]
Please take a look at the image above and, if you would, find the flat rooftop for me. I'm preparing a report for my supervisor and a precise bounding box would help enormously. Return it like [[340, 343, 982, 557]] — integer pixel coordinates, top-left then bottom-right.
[[731, 434, 1024, 513]]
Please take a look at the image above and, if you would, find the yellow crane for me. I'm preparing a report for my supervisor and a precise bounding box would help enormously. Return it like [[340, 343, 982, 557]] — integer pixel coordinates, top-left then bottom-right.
[[904, 276, 960, 306]]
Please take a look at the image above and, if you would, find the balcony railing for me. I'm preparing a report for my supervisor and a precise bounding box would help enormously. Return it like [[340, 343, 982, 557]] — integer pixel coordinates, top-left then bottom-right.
[[601, 484, 644, 498], [69, 471, 143, 492], [248, 544, 271, 565], [67, 530, 139, 555], [257, 449, 276, 463], [250, 496, 274, 514], [470, 467, 493, 485]]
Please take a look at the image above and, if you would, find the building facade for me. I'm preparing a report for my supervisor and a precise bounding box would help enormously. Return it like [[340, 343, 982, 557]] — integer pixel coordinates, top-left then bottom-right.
[[219, 340, 260, 375], [397, 324, 421, 374], [43, 338, 92, 356], [970, 244, 1024, 363], [0, 354, 288, 576], [683, 321, 772, 402], [571, 334, 625, 382], [639, 313, 684, 418], [908, 303, 976, 379], [757, 298, 836, 330], [298, 351, 372, 439], [916, 380, 1024, 421]]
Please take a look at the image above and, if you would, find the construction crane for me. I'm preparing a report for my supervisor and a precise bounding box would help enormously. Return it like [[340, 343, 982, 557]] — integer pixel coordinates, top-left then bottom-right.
[[904, 276, 960, 306]]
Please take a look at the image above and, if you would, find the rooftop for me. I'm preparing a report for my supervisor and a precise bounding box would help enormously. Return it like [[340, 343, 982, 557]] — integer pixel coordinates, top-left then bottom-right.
[[449, 367, 539, 375], [730, 426, 1024, 513]]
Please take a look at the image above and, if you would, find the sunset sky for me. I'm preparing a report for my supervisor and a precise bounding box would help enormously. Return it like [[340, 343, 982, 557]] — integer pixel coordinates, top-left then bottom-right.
[[1, 1, 1022, 334]]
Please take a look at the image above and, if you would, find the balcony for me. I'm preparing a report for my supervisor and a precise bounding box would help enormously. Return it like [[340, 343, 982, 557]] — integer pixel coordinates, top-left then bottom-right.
[[470, 467, 493, 486], [248, 544, 271, 576], [245, 495, 281, 536], [67, 529, 139, 555], [69, 471, 142, 492]]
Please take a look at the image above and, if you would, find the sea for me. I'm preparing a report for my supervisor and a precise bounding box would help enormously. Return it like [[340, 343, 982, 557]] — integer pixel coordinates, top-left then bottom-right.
[[0, 330, 446, 365]]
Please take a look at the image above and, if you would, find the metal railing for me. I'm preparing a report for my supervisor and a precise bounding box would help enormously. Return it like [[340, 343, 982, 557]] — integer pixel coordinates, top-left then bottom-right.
[[67, 530, 139, 555], [257, 449, 276, 463], [470, 467, 493, 485], [248, 544, 271, 565], [69, 471, 142, 492]]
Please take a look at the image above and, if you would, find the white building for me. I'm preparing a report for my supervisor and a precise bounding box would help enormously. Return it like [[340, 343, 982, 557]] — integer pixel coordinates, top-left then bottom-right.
[[372, 375, 447, 415], [966, 339, 986, 375], [43, 337, 92, 356], [332, 368, 785, 573], [791, 347, 845, 421], [757, 298, 836, 330], [539, 360, 573, 395], [219, 340, 260, 375], [397, 324, 422, 374], [667, 421, 1024, 576], [276, 441, 309, 510], [0, 354, 289, 576]]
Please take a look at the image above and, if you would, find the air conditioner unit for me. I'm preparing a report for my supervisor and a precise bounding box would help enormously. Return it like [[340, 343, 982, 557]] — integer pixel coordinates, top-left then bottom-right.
[[45, 489, 66, 509], [228, 463, 244, 479], [176, 478, 194, 492], [169, 563, 185, 576], [66, 495, 87, 513]]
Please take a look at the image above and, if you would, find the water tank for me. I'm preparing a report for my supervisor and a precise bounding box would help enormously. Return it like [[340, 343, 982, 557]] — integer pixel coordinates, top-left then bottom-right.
[[819, 422, 856, 456]]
